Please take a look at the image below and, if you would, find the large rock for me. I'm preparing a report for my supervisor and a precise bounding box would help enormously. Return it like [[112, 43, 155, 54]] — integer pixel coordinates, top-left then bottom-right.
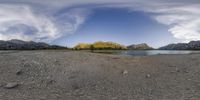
[[4, 82, 19, 89]]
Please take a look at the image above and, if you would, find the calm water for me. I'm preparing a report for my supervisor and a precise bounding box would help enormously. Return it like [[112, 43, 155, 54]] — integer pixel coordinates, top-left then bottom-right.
[[94, 50, 200, 56]]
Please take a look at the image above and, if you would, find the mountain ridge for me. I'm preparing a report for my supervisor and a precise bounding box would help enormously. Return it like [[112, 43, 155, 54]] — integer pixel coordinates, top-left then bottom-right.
[[0, 39, 67, 50], [159, 41, 200, 50]]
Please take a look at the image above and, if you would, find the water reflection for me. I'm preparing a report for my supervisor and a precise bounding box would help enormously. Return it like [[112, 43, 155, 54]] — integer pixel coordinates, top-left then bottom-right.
[[94, 50, 200, 56]]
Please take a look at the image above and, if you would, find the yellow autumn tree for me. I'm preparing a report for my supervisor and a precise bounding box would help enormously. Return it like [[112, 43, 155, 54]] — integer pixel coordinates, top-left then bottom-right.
[[74, 43, 91, 50], [74, 41, 127, 50]]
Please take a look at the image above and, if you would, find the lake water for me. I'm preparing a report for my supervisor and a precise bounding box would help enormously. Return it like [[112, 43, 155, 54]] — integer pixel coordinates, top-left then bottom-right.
[[94, 50, 200, 56]]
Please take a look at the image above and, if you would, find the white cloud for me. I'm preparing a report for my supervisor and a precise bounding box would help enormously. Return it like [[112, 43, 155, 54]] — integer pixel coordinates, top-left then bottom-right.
[[0, 4, 90, 42], [150, 4, 200, 42], [0, 4, 59, 42], [55, 8, 91, 34], [101, 2, 200, 42]]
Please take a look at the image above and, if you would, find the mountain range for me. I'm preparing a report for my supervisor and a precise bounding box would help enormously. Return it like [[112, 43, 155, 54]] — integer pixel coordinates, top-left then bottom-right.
[[0, 39, 67, 50], [159, 41, 200, 50], [0, 39, 200, 50]]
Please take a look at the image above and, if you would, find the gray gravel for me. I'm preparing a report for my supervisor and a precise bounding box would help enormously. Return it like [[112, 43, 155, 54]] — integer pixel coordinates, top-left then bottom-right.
[[0, 50, 200, 100]]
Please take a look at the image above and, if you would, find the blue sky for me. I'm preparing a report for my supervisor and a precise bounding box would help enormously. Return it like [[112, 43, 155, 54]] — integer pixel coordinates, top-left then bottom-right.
[[54, 8, 178, 48], [0, 0, 200, 48]]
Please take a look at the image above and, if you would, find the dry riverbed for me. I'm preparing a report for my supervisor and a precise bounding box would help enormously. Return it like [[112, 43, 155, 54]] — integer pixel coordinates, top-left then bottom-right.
[[0, 50, 200, 100]]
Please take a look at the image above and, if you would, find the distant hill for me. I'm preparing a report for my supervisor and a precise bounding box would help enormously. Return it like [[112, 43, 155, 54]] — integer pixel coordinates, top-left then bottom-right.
[[74, 41, 127, 50], [0, 39, 67, 50], [159, 41, 200, 50], [127, 43, 153, 50]]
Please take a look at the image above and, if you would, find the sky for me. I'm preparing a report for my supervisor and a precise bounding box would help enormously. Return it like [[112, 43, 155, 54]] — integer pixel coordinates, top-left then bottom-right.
[[0, 0, 200, 48]]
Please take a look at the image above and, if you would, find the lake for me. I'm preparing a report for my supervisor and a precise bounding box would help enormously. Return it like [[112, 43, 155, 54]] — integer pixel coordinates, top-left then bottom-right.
[[93, 50, 200, 56]]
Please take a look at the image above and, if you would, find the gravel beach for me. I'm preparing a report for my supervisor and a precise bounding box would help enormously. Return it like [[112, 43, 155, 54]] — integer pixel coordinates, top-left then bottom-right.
[[0, 50, 200, 100]]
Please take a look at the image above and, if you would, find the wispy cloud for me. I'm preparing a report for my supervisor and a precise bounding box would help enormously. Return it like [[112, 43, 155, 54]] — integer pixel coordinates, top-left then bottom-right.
[[0, 3, 90, 42], [98, 1, 200, 42], [145, 3, 200, 42], [55, 8, 91, 35], [0, 4, 59, 42]]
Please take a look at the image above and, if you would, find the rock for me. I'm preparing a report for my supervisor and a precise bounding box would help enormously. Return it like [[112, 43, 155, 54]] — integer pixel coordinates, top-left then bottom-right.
[[185, 70, 189, 73], [72, 84, 80, 90], [4, 82, 19, 89], [112, 57, 120, 59], [0, 83, 3, 87], [16, 70, 23, 75], [122, 70, 128, 75], [175, 68, 180, 72], [39, 96, 47, 100], [169, 65, 176, 67], [54, 60, 59, 63], [185, 88, 190, 90], [112, 97, 118, 100], [146, 74, 151, 78], [47, 80, 56, 85]]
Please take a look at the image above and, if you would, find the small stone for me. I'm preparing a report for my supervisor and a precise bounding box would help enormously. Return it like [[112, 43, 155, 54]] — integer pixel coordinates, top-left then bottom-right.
[[39, 96, 47, 100], [55, 60, 59, 63], [72, 84, 80, 90], [185, 88, 190, 90], [146, 74, 151, 78], [112, 97, 118, 100], [185, 70, 189, 73], [122, 70, 128, 75], [187, 78, 191, 81], [16, 70, 23, 75], [0, 84, 2, 87], [170, 71, 175, 73], [4, 82, 19, 89], [169, 65, 176, 67], [175, 68, 180, 72], [47, 80, 56, 84], [112, 57, 120, 59]]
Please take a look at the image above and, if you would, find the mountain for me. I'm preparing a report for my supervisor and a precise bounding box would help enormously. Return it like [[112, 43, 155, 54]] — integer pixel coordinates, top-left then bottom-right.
[[159, 41, 200, 50], [127, 43, 153, 50], [0, 39, 67, 50]]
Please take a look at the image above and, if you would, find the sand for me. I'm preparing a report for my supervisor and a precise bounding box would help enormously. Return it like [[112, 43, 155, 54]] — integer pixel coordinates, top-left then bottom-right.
[[0, 50, 200, 100]]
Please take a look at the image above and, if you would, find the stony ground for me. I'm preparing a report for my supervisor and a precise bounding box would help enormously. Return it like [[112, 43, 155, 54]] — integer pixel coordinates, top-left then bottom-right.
[[0, 50, 200, 100]]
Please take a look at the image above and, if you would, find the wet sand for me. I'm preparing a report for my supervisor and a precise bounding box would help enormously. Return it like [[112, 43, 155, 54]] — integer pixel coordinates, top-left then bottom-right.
[[0, 50, 200, 100]]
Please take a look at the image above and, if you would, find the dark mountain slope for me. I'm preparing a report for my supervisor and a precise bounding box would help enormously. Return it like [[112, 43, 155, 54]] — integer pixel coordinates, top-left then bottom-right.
[[159, 41, 200, 50], [0, 39, 67, 50]]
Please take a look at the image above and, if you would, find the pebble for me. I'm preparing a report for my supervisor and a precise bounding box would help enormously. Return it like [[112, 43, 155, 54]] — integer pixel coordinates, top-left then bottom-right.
[[39, 96, 47, 100], [146, 74, 151, 78], [175, 68, 180, 72], [4, 82, 19, 89], [112, 57, 120, 59], [112, 97, 118, 100], [47, 80, 56, 84], [169, 65, 176, 67], [55, 60, 59, 63], [122, 70, 128, 75], [16, 70, 23, 75]]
